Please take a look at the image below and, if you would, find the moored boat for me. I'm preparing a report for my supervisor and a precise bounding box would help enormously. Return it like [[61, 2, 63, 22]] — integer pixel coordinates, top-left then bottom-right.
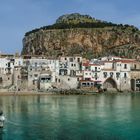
[[0, 111, 5, 128]]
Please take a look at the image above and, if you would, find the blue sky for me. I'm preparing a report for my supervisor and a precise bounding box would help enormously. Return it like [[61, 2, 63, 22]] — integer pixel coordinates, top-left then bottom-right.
[[0, 0, 140, 54]]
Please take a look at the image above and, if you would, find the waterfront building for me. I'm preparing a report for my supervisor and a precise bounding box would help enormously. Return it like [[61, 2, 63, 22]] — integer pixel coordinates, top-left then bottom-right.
[[26, 58, 59, 90], [0, 54, 140, 92], [54, 56, 82, 89], [81, 56, 133, 91]]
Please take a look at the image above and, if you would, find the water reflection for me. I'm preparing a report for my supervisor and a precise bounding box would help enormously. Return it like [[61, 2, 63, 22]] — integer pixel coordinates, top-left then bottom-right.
[[0, 94, 140, 139]]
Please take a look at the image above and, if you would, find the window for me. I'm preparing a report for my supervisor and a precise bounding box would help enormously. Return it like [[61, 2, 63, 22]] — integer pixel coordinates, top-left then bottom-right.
[[103, 72, 107, 78], [95, 67, 97, 71], [116, 72, 120, 78], [77, 58, 80, 62], [34, 74, 38, 77], [110, 72, 113, 77], [82, 83, 86, 86], [124, 73, 127, 78], [68, 78, 70, 81], [35, 62, 37, 67], [55, 78, 57, 82], [124, 64, 127, 69], [85, 67, 89, 70], [95, 73, 98, 80], [69, 58, 73, 62], [87, 83, 90, 86], [134, 64, 137, 69], [91, 83, 94, 86]]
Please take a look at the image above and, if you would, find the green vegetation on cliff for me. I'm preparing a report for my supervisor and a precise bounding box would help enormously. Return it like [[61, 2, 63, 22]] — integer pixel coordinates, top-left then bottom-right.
[[25, 13, 138, 37]]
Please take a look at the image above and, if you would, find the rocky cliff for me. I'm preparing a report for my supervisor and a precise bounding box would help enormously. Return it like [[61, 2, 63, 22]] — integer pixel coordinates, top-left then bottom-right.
[[22, 13, 140, 59]]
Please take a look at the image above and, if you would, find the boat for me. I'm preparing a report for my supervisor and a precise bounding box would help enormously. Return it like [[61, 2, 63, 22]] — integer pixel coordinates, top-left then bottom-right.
[[0, 111, 5, 128]]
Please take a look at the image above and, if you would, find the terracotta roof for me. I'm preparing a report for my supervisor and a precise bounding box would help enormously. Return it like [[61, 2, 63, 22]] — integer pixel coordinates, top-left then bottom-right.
[[82, 62, 90, 66], [120, 60, 135, 63], [103, 59, 136, 63]]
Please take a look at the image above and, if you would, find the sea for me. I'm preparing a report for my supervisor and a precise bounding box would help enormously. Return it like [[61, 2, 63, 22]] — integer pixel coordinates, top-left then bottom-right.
[[0, 93, 140, 140]]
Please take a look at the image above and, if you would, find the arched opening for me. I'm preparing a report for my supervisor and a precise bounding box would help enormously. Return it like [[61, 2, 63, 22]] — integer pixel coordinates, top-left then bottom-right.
[[131, 79, 135, 91], [103, 78, 117, 90]]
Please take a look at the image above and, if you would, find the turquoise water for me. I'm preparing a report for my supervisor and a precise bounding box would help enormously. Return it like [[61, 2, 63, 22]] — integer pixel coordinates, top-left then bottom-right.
[[0, 94, 140, 140]]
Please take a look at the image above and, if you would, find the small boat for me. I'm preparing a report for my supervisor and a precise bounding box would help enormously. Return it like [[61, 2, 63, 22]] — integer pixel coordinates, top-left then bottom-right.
[[0, 111, 5, 128]]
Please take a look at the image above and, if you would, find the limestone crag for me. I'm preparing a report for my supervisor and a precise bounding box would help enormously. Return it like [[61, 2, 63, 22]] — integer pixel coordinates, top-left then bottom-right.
[[22, 13, 140, 59]]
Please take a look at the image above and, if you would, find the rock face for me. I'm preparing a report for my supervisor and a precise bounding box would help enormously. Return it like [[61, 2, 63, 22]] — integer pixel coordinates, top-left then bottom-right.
[[22, 13, 140, 59]]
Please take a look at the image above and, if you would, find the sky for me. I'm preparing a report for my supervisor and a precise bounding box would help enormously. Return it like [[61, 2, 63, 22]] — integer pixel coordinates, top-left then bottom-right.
[[0, 0, 140, 54]]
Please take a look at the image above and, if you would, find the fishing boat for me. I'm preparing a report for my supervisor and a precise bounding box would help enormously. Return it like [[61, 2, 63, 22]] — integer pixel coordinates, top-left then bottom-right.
[[0, 111, 5, 128]]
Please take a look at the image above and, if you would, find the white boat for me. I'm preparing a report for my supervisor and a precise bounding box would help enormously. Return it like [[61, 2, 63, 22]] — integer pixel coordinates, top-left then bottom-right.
[[0, 114, 5, 128]]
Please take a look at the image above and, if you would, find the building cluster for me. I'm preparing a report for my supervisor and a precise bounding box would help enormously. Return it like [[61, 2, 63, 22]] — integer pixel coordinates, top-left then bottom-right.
[[0, 53, 140, 92]]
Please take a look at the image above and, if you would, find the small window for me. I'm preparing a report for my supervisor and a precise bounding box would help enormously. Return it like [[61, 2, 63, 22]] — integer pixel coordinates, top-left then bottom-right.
[[68, 78, 70, 81], [87, 83, 90, 86], [77, 58, 80, 62], [116, 72, 120, 78], [95, 67, 97, 71], [110, 72, 113, 77], [69, 58, 73, 62], [124, 73, 127, 78], [124, 64, 127, 69], [103, 72, 107, 78], [34, 74, 38, 77]]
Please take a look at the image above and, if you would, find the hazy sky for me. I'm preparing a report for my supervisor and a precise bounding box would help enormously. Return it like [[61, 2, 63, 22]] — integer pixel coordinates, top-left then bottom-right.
[[0, 0, 140, 54]]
